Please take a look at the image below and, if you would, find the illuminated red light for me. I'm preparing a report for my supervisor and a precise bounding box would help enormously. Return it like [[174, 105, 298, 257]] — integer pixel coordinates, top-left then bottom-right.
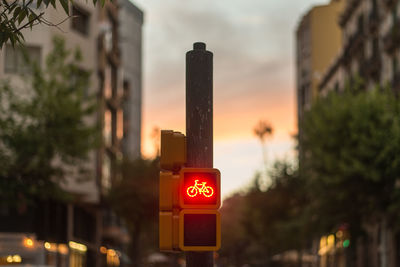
[[186, 179, 214, 198], [180, 168, 220, 209]]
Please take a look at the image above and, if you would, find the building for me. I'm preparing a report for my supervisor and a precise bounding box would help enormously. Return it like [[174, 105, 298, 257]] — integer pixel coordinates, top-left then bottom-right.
[[316, 0, 400, 265], [119, 0, 143, 160], [297, 0, 400, 266], [0, 0, 143, 266], [319, 0, 400, 95], [296, 0, 345, 165]]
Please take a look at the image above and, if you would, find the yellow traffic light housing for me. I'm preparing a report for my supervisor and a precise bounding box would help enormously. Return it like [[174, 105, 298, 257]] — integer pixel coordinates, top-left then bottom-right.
[[159, 131, 221, 252], [179, 209, 221, 251], [160, 130, 186, 172]]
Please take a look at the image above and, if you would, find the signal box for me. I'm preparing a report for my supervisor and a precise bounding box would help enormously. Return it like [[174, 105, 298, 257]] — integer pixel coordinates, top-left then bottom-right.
[[160, 130, 186, 172], [159, 131, 221, 252], [179, 168, 220, 209], [179, 210, 221, 251], [178, 168, 221, 251]]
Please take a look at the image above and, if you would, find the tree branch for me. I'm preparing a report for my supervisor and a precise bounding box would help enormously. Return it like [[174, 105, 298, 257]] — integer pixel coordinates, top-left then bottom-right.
[[13, 11, 44, 33]]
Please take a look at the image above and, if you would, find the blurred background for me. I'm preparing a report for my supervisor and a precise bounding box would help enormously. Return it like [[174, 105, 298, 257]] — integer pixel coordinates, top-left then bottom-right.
[[1, 0, 400, 266]]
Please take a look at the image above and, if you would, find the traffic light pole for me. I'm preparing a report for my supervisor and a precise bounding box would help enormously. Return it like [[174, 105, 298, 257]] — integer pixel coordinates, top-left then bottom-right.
[[185, 42, 214, 267]]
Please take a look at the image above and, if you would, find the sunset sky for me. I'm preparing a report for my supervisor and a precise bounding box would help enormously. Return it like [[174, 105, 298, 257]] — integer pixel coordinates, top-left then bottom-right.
[[133, 0, 328, 198]]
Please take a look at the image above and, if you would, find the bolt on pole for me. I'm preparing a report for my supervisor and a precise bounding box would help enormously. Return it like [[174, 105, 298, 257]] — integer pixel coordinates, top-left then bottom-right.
[[185, 42, 214, 267]]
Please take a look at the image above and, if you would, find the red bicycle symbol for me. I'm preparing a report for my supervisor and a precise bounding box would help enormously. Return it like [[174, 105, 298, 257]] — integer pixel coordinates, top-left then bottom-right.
[[186, 179, 214, 198]]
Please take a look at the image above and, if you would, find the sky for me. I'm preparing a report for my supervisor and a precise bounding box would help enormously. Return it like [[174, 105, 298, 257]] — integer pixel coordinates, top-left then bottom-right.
[[132, 0, 328, 198]]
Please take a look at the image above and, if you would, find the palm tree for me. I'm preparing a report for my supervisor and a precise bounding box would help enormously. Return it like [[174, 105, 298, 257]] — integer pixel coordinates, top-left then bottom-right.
[[253, 120, 273, 170]]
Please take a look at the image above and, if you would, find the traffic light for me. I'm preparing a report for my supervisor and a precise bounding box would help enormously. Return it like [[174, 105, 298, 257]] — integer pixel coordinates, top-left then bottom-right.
[[159, 130, 186, 251], [178, 168, 221, 251], [159, 131, 221, 252], [179, 168, 220, 209]]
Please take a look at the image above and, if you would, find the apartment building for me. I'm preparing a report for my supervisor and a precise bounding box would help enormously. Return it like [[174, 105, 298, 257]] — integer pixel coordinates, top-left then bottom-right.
[[119, 0, 143, 160], [0, 0, 143, 266], [319, 0, 400, 94], [297, 0, 400, 266], [296, 0, 345, 167]]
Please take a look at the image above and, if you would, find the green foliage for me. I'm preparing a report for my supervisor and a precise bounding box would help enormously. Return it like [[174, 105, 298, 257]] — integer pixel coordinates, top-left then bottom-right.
[[0, 0, 109, 48], [219, 161, 308, 266], [302, 87, 400, 234], [0, 36, 99, 206], [108, 158, 160, 266]]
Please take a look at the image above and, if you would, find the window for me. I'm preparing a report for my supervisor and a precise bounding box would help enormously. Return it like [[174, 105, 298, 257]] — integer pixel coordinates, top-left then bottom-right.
[[104, 109, 112, 147], [102, 154, 111, 193], [117, 109, 123, 140], [4, 45, 41, 74], [104, 66, 112, 98], [71, 5, 90, 36]]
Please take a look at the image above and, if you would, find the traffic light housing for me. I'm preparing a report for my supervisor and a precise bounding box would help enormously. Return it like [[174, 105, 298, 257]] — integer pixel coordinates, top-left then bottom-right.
[[160, 130, 186, 172], [179, 209, 221, 251], [178, 168, 221, 251], [159, 131, 221, 252]]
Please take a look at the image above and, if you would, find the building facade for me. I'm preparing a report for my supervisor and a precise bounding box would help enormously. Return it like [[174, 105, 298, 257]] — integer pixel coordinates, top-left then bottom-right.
[[0, 0, 143, 266], [296, 0, 345, 167], [297, 0, 400, 266], [119, 0, 143, 160], [319, 0, 400, 94]]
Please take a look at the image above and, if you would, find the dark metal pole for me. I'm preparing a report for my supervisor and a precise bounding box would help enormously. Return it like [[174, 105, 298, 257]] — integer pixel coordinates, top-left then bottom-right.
[[185, 42, 214, 267]]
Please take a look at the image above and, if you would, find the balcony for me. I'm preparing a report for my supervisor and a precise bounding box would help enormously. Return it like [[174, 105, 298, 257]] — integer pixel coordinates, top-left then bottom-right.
[[368, 9, 380, 35], [341, 29, 366, 65], [339, 0, 362, 27], [360, 54, 381, 81], [383, 23, 400, 53]]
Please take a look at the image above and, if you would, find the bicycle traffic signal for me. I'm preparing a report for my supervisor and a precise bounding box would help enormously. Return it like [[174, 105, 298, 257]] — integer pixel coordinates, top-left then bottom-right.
[[159, 131, 221, 252], [180, 168, 220, 209]]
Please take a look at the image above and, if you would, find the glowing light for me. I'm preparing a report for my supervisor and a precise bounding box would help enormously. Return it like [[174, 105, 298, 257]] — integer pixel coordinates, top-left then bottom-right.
[[58, 244, 69, 255], [6, 256, 12, 263], [100, 246, 107, 254], [12, 255, 21, 263], [319, 236, 326, 248], [343, 239, 350, 248], [327, 234, 335, 247], [186, 179, 214, 198], [44, 242, 57, 252], [336, 230, 343, 238], [69, 241, 87, 252], [106, 249, 120, 266], [107, 249, 116, 257], [23, 237, 34, 248], [44, 242, 51, 249]]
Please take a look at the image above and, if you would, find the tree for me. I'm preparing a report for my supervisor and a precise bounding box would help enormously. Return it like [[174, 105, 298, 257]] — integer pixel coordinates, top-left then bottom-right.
[[108, 158, 160, 267], [0, 36, 99, 206], [301, 87, 400, 259], [254, 120, 273, 181], [0, 0, 108, 48], [222, 161, 309, 266]]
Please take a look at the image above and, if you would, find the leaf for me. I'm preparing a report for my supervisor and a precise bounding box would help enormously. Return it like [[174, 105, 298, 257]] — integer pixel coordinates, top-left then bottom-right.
[[13, 6, 22, 20], [18, 9, 28, 24], [59, 0, 69, 14], [28, 13, 36, 29], [37, 0, 43, 8], [50, 0, 56, 9], [7, 3, 18, 14]]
